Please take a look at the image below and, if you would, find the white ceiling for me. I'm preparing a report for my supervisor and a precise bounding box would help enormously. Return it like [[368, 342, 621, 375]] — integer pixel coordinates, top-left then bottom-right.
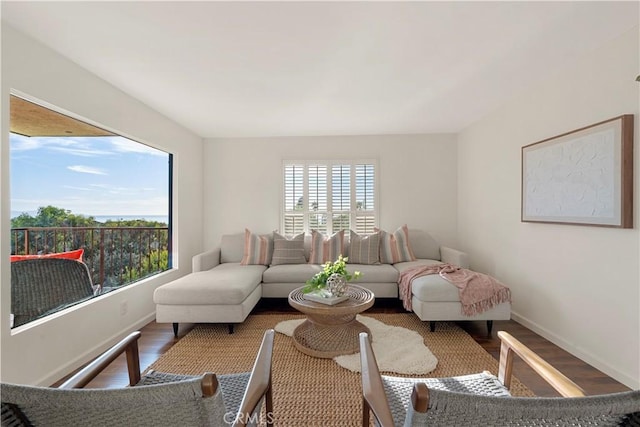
[[2, 1, 638, 138]]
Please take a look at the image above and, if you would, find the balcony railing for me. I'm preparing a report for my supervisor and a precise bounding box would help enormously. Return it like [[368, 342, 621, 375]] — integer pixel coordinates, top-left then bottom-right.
[[11, 226, 170, 289]]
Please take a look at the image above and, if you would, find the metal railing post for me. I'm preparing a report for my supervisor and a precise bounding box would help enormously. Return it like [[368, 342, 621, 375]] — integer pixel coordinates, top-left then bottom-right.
[[99, 228, 106, 287]]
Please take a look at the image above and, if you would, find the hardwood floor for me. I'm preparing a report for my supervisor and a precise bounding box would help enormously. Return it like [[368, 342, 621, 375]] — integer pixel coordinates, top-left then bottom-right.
[[67, 298, 630, 397]]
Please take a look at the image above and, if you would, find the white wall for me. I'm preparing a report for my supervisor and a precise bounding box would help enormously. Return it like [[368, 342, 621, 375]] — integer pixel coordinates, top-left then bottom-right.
[[0, 25, 204, 385], [457, 27, 640, 388], [203, 134, 458, 249]]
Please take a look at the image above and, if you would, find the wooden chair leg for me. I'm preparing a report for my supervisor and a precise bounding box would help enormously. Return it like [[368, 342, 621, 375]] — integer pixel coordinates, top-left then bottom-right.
[[172, 323, 179, 337], [429, 321, 436, 332], [362, 398, 370, 427], [228, 324, 235, 334], [265, 384, 274, 426]]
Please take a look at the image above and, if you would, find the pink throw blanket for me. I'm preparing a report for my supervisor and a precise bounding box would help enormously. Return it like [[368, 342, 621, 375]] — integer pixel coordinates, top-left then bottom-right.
[[398, 263, 511, 316]]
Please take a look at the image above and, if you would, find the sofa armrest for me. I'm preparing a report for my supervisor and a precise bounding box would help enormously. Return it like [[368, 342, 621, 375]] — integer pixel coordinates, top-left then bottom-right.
[[440, 246, 469, 269], [192, 248, 221, 272]]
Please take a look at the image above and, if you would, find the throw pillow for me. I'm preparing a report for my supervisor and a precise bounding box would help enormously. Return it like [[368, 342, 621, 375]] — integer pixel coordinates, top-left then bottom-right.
[[309, 230, 345, 264], [10, 249, 84, 263], [270, 232, 307, 266], [240, 229, 273, 266], [348, 230, 380, 265], [378, 224, 416, 264]]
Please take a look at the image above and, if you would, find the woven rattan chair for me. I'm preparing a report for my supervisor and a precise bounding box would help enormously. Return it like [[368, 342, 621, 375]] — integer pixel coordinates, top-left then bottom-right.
[[11, 258, 99, 327], [359, 331, 640, 426], [1, 328, 275, 427]]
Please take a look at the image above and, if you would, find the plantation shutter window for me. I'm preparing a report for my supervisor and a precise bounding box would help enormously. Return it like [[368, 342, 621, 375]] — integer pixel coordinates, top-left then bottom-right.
[[308, 165, 328, 234], [332, 164, 351, 232], [355, 164, 376, 235], [282, 160, 377, 235], [283, 164, 304, 236]]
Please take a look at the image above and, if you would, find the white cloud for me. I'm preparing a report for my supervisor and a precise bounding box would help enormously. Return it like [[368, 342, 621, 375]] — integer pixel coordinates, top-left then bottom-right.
[[9, 133, 41, 151], [62, 185, 92, 191], [68, 165, 107, 175], [50, 146, 114, 157], [10, 132, 167, 158]]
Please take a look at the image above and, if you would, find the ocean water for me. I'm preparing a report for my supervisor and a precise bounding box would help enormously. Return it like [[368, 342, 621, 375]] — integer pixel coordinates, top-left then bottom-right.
[[11, 211, 168, 224]]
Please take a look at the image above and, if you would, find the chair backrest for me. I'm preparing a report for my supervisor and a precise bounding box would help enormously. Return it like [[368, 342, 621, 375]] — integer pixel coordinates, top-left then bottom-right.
[[11, 258, 95, 327], [405, 387, 640, 426], [359, 331, 640, 427], [1, 375, 226, 427]]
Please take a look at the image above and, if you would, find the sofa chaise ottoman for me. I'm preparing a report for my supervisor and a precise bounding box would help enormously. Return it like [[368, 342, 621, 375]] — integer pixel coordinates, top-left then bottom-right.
[[395, 259, 512, 333], [154, 245, 265, 335]]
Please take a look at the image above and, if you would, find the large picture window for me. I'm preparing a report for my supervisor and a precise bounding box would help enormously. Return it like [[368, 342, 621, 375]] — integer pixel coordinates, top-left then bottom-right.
[[9, 94, 172, 328], [282, 160, 377, 235]]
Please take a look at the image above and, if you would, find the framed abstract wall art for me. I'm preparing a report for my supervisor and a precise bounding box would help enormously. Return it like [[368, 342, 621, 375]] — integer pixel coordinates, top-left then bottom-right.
[[522, 115, 633, 228]]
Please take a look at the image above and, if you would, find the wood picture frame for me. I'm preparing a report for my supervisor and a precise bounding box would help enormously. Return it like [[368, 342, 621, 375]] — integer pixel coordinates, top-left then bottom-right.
[[522, 115, 633, 228]]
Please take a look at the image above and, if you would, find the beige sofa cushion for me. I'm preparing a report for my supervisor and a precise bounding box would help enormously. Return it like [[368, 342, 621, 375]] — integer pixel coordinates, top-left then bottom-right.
[[394, 260, 458, 302], [153, 263, 265, 305], [410, 275, 460, 302], [262, 263, 322, 283], [346, 263, 399, 283], [393, 259, 443, 273]]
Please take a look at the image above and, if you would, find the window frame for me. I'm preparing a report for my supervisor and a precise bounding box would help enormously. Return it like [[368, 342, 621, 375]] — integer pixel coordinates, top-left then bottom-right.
[[8, 92, 174, 328], [281, 159, 379, 235]]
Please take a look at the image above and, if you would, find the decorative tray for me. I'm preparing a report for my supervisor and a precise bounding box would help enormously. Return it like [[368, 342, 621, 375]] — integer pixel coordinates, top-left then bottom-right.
[[303, 292, 349, 305]]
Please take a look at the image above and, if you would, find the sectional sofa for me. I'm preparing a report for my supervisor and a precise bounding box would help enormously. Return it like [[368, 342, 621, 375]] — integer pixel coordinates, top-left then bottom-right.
[[153, 228, 511, 335]]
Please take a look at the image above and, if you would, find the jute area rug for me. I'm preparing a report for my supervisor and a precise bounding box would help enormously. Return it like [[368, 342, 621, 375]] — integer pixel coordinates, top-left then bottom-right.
[[148, 313, 533, 426]]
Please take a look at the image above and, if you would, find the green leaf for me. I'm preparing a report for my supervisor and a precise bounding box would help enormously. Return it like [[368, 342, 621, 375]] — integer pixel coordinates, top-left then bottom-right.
[[301, 254, 361, 293]]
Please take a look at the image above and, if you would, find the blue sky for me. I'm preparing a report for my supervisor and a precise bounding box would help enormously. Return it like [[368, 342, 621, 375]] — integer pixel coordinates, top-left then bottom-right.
[[10, 133, 169, 218]]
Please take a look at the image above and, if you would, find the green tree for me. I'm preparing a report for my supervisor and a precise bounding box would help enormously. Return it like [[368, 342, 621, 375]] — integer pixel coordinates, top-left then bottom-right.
[[104, 218, 167, 227], [124, 249, 169, 282], [11, 205, 97, 228]]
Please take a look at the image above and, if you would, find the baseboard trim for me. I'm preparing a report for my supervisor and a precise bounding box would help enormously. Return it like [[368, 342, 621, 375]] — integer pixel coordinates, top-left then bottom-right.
[[511, 311, 638, 389], [37, 312, 156, 387]]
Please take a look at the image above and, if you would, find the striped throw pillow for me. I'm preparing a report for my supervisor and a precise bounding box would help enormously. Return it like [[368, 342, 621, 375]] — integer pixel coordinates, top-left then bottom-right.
[[348, 230, 380, 265], [240, 229, 273, 266], [378, 224, 416, 264], [309, 230, 345, 264], [270, 232, 307, 265]]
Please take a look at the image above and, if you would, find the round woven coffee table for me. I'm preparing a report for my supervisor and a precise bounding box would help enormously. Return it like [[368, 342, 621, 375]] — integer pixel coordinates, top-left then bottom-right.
[[288, 284, 375, 358]]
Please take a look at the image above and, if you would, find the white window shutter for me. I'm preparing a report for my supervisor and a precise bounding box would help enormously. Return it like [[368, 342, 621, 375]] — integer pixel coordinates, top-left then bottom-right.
[[355, 164, 376, 234], [283, 160, 376, 234], [283, 164, 304, 235]]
